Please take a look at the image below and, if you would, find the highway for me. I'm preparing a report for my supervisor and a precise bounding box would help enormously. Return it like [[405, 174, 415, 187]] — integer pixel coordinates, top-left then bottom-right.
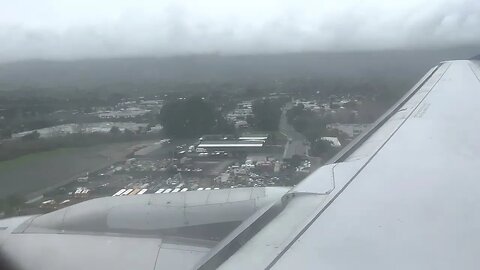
[[280, 103, 310, 159]]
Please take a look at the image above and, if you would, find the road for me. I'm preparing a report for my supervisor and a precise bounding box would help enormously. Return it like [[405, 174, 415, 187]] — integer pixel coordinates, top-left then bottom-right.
[[280, 103, 310, 159]]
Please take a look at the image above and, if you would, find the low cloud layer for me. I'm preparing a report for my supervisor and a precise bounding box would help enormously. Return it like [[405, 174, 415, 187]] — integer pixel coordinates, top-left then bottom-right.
[[1, 0, 479, 62]]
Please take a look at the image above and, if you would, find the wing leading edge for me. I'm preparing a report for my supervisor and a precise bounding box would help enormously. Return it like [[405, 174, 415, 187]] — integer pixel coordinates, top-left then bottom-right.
[[210, 60, 480, 270]]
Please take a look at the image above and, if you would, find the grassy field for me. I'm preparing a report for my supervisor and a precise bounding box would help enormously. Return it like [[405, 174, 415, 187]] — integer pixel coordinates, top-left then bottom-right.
[[0, 148, 76, 173], [0, 141, 146, 199]]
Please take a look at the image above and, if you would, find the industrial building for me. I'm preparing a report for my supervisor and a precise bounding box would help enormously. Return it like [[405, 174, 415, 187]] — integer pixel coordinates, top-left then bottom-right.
[[238, 133, 269, 141], [197, 140, 265, 152]]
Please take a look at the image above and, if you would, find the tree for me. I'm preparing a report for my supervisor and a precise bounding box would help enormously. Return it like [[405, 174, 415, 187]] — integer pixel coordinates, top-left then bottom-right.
[[303, 123, 326, 143], [159, 97, 228, 138], [109, 126, 121, 135], [310, 139, 334, 158], [0, 128, 12, 139], [251, 98, 283, 131], [21, 131, 40, 141], [286, 105, 326, 143], [123, 128, 135, 138], [0, 194, 24, 217], [286, 104, 305, 124]]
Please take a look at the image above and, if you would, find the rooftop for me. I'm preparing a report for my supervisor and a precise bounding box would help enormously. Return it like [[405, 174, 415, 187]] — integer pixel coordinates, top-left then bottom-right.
[[198, 140, 265, 148]]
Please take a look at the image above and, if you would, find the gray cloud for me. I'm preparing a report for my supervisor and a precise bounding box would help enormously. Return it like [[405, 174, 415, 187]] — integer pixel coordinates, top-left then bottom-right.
[[0, 0, 479, 62]]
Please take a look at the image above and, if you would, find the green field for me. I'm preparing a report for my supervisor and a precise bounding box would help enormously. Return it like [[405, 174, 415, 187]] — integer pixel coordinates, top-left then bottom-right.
[[0, 148, 76, 173], [0, 141, 144, 199]]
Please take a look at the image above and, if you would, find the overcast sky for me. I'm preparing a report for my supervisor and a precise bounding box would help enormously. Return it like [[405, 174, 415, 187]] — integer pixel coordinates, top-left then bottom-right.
[[0, 0, 479, 63]]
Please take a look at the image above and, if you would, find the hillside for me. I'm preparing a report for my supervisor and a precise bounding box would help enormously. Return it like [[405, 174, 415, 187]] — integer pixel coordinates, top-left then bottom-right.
[[0, 46, 479, 91]]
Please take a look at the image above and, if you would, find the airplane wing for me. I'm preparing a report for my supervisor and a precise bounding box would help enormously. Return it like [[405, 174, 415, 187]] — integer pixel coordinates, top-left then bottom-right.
[[1, 60, 480, 270], [197, 60, 480, 269], [0, 187, 289, 270]]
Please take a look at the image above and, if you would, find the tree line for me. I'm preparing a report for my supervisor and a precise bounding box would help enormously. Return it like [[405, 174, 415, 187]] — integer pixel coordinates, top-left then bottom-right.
[[249, 98, 287, 131], [286, 104, 336, 158], [159, 96, 288, 139], [158, 96, 234, 138]]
